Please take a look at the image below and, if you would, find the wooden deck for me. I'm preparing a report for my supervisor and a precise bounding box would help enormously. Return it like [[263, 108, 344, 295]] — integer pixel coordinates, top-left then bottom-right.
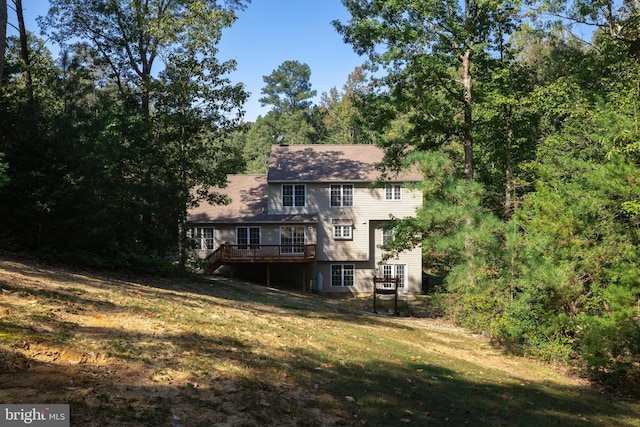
[[205, 244, 317, 291], [205, 244, 316, 273]]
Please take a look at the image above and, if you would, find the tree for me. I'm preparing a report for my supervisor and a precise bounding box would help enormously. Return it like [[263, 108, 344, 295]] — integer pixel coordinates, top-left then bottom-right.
[[319, 66, 369, 144], [41, 0, 249, 114], [0, 152, 7, 188], [0, 0, 6, 85], [508, 110, 640, 388], [242, 110, 317, 173], [153, 44, 247, 267], [541, 0, 640, 58], [259, 60, 316, 114], [0, 34, 101, 256], [334, 0, 527, 291], [13, 0, 30, 88], [334, 0, 522, 182], [39, 0, 250, 264]]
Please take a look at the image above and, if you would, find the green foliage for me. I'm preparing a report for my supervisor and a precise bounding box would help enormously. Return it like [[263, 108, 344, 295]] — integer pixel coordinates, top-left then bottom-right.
[[335, 0, 526, 182], [0, 5, 246, 271], [258, 60, 317, 114], [381, 150, 503, 282], [242, 110, 317, 173], [0, 152, 8, 188], [480, 93, 640, 386], [354, 3, 640, 389], [318, 67, 370, 145]]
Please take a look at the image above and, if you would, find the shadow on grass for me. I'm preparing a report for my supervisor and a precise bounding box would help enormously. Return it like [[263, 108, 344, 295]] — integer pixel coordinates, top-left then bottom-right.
[[1, 332, 637, 427], [1, 258, 638, 426], [290, 350, 635, 427]]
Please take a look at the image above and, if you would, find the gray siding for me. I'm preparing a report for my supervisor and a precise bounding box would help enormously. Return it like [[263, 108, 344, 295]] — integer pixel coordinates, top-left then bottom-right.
[[268, 182, 421, 263], [193, 178, 423, 294]]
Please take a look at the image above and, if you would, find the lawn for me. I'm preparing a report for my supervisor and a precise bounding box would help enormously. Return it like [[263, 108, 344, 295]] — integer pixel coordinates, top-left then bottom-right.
[[0, 257, 638, 426]]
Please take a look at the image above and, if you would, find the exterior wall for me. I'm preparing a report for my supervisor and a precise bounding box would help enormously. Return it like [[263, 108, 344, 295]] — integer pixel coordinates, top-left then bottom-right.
[[268, 182, 422, 219], [314, 219, 422, 295], [370, 220, 422, 294], [268, 181, 422, 263], [190, 223, 317, 260], [315, 261, 375, 294], [192, 180, 423, 294]]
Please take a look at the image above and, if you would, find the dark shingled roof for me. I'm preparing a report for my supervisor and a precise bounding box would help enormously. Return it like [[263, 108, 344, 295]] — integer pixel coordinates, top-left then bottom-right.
[[267, 144, 422, 182], [187, 175, 317, 224], [188, 145, 422, 224]]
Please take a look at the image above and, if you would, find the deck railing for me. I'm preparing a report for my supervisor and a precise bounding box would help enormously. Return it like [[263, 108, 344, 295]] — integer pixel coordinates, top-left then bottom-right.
[[205, 243, 316, 268]]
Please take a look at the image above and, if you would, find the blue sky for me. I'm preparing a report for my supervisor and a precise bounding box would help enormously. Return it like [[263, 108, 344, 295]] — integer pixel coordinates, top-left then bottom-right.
[[18, 0, 365, 122], [218, 0, 365, 121]]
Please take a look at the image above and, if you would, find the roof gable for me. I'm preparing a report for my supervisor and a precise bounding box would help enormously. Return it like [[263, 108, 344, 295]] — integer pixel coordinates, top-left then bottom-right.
[[187, 175, 267, 223], [187, 174, 317, 224]]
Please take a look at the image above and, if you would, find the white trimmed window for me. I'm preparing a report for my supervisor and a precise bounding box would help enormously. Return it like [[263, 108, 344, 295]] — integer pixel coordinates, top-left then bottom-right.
[[188, 227, 214, 250], [282, 184, 306, 207], [237, 226, 260, 248], [330, 184, 354, 207], [333, 224, 352, 240], [331, 264, 355, 287], [380, 264, 406, 289], [281, 226, 305, 253], [382, 228, 394, 246], [385, 184, 402, 201]]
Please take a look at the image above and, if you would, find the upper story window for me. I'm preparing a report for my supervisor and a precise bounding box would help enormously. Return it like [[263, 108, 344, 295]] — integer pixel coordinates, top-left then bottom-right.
[[330, 184, 354, 207], [282, 184, 305, 207], [188, 227, 214, 250], [333, 224, 353, 240], [385, 184, 402, 201]]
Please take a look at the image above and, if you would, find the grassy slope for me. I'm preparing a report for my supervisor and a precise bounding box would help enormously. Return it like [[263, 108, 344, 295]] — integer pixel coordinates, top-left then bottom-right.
[[0, 257, 638, 427]]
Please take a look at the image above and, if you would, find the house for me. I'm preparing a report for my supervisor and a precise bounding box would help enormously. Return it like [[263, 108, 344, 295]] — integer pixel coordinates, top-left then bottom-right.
[[187, 144, 423, 294]]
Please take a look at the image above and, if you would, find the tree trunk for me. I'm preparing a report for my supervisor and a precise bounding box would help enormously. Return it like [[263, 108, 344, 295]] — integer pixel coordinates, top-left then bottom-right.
[[504, 106, 515, 220], [461, 0, 475, 286], [14, 0, 31, 87], [461, 0, 474, 182], [461, 47, 473, 182], [462, 46, 475, 286], [141, 71, 151, 115], [0, 0, 7, 86]]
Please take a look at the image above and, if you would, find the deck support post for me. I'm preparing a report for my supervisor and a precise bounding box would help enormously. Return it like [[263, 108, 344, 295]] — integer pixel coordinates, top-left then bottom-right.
[[266, 264, 271, 287], [302, 268, 306, 293]]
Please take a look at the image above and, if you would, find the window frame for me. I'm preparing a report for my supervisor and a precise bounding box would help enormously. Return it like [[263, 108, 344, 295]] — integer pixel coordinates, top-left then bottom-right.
[[382, 227, 394, 246], [330, 184, 354, 207], [280, 225, 305, 254], [379, 263, 406, 289], [333, 224, 353, 240], [236, 226, 261, 249], [385, 184, 402, 201], [188, 226, 215, 250], [331, 264, 355, 287], [282, 184, 306, 207]]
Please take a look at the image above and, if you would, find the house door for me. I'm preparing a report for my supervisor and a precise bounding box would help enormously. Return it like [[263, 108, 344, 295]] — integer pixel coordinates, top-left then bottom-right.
[[380, 264, 406, 291], [281, 226, 305, 254]]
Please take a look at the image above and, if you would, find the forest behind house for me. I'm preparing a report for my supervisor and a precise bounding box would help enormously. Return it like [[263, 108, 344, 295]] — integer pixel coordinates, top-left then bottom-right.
[[0, 0, 639, 394]]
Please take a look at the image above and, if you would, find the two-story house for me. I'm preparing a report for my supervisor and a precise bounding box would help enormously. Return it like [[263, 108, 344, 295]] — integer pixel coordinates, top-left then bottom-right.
[[187, 144, 423, 294]]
